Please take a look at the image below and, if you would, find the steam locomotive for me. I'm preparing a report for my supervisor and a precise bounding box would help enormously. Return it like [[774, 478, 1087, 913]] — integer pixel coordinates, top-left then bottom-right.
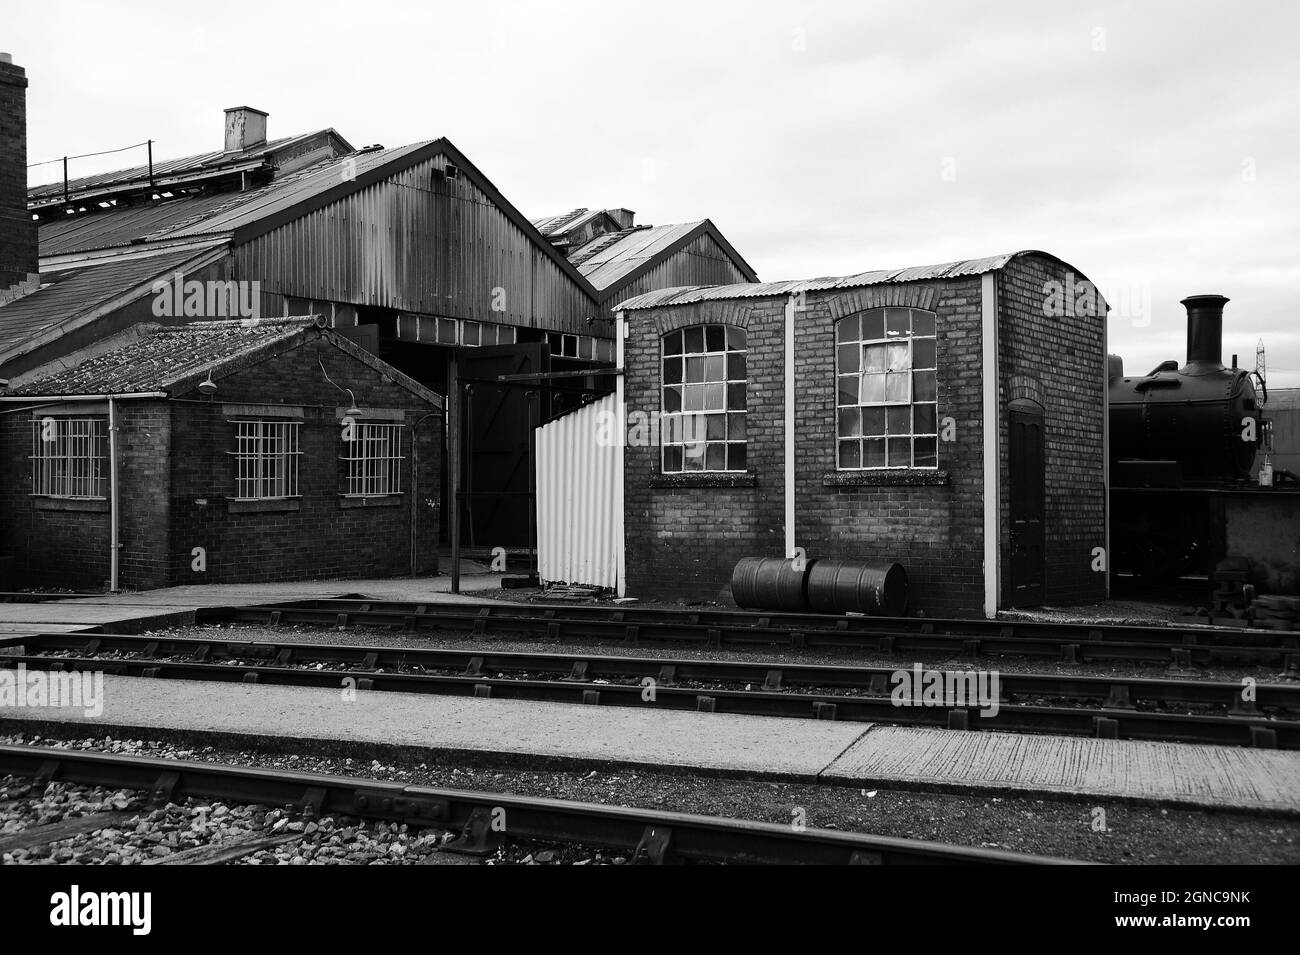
[[1108, 294, 1289, 579]]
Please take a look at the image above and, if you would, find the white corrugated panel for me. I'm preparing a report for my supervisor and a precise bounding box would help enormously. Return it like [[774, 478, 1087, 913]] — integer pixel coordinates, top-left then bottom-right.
[[536, 394, 619, 589]]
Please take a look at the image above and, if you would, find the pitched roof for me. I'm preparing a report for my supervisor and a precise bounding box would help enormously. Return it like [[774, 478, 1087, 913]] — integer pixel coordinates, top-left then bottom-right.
[[4, 317, 443, 407], [0, 248, 213, 357], [613, 251, 1067, 310], [570, 220, 759, 292], [28, 129, 354, 207]]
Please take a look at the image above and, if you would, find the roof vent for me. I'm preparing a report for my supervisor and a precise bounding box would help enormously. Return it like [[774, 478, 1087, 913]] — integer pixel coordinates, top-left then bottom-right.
[[224, 106, 268, 153]]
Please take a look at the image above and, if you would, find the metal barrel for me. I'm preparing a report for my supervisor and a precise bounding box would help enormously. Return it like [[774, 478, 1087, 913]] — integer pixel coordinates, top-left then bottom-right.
[[806, 559, 908, 617], [730, 556, 812, 612]]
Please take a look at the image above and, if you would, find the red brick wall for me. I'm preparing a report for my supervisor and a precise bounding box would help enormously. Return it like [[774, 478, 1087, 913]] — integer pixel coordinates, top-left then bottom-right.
[[621, 260, 1107, 616], [0, 338, 441, 591], [166, 339, 441, 585], [621, 279, 988, 616], [0, 58, 37, 288], [997, 254, 1107, 605]]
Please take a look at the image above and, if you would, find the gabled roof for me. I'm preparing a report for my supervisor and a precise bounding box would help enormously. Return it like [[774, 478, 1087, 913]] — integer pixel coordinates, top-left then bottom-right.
[[4, 316, 443, 407], [35, 139, 602, 302], [530, 208, 618, 240], [613, 251, 1069, 310], [570, 220, 759, 293], [28, 128, 354, 208], [0, 247, 219, 359]]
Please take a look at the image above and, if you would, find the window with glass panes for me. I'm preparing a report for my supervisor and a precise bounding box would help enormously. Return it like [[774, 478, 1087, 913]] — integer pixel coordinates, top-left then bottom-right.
[[661, 325, 747, 472], [30, 416, 108, 499], [835, 307, 938, 469]]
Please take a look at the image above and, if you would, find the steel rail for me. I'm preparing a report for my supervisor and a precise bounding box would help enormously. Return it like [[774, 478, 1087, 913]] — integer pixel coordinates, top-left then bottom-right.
[[0, 743, 1080, 865], [4, 648, 1292, 749], [11, 631, 1300, 713], [197, 599, 1300, 669]]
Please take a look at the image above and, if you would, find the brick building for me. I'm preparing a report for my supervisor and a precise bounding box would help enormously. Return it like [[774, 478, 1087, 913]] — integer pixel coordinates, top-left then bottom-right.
[[538, 251, 1109, 618], [0, 318, 441, 590]]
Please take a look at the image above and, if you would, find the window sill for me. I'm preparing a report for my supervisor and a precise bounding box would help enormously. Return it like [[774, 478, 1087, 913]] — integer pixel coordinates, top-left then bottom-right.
[[823, 470, 949, 487], [649, 473, 757, 489], [33, 496, 110, 513], [227, 498, 302, 514], [339, 495, 404, 508]]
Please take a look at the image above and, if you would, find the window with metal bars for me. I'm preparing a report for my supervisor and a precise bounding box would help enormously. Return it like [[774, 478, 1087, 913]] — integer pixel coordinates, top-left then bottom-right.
[[228, 420, 301, 500], [30, 416, 108, 499], [341, 422, 404, 496]]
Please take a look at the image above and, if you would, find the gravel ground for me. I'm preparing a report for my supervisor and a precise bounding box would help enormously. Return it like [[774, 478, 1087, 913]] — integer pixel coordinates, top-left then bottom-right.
[[131, 622, 1299, 688], [0, 761, 633, 866], [3, 731, 1297, 865]]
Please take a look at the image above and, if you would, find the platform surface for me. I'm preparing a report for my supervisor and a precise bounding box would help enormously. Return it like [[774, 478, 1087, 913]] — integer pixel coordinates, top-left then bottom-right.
[[3, 676, 1298, 813]]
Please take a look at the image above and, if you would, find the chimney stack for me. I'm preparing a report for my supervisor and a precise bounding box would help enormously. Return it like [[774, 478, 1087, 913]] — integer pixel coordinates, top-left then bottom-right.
[[606, 208, 636, 230], [224, 106, 268, 153], [0, 53, 38, 289], [1182, 294, 1229, 367]]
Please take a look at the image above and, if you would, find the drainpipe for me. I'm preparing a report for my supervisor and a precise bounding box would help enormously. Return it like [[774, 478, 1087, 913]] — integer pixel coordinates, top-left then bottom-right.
[[614, 311, 627, 597], [784, 293, 797, 561], [108, 397, 120, 593]]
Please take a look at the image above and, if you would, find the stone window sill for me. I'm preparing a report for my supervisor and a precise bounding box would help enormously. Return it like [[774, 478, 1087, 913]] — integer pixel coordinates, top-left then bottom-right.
[[227, 498, 302, 514], [339, 495, 404, 508], [649, 473, 757, 489], [33, 496, 110, 513], [823, 469, 949, 487]]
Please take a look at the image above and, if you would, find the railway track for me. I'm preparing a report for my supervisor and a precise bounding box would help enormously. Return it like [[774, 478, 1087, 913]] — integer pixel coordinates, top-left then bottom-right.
[[5, 631, 1295, 748], [198, 598, 1300, 670], [0, 743, 1076, 865]]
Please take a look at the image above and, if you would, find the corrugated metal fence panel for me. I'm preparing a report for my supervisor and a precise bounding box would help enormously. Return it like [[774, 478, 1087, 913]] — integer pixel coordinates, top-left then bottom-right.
[[536, 394, 618, 589]]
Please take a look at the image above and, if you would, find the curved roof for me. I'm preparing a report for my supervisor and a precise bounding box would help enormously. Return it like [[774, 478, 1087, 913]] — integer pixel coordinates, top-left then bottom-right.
[[613, 250, 1082, 311]]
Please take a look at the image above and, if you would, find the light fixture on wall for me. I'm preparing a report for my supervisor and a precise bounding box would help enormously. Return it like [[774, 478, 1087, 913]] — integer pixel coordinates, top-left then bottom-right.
[[317, 355, 361, 418], [198, 368, 218, 397]]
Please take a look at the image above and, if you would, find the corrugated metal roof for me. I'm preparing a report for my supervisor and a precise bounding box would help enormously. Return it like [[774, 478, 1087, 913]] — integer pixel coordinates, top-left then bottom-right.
[[6, 318, 326, 395], [613, 252, 1028, 310], [571, 222, 707, 290], [0, 249, 206, 354], [531, 208, 594, 237], [27, 130, 342, 204], [37, 145, 427, 257]]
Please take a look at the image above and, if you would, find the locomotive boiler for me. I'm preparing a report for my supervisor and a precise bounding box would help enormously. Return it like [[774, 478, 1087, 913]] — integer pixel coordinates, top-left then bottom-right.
[[1106, 294, 1292, 582]]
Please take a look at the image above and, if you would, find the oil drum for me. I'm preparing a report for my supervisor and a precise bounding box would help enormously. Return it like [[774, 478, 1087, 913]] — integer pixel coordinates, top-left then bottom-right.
[[730, 556, 812, 612], [806, 559, 908, 617]]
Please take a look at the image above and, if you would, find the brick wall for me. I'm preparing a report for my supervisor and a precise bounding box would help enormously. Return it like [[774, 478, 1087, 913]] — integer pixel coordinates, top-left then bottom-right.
[[997, 254, 1108, 605], [165, 339, 441, 586], [0, 57, 37, 288], [0, 337, 441, 591], [622, 278, 989, 616], [621, 259, 1107, 616]]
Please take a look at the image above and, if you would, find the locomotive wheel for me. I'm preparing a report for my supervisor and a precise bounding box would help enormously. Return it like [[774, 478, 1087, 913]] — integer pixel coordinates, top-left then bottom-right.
[[1115, 506, 1200, 581]]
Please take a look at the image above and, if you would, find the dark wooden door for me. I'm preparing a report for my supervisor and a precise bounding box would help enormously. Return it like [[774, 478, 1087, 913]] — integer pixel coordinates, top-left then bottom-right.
[[1008, 404, 1046, 607]]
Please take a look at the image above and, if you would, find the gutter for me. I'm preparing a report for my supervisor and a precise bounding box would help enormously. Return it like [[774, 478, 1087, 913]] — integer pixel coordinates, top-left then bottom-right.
[[0, 393, 168, 402]]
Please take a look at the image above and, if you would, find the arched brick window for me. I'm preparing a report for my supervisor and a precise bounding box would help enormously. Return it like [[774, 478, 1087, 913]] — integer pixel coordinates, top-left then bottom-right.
[[835, 307, 938, 469], [661, 324, 747, 472]]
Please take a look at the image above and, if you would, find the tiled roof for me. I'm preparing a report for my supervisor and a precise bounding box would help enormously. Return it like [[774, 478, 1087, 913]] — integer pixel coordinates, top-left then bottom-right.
[[613, 252, 1056, 310], [0, 249, 208, 355], [5, 318, 325, 395]]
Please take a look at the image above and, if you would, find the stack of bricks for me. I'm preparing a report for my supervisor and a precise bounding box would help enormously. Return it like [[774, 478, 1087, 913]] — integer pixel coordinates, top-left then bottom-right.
[[1250, 595, 1300, 632]]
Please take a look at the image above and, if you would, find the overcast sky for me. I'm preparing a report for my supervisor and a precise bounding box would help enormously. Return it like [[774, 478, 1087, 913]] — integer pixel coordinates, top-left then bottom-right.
[[10, 0, 1299, 385]]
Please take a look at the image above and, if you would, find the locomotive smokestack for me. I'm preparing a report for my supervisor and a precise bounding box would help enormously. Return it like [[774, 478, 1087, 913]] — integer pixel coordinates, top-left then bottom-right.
[[1182, 294, 1229, 367]]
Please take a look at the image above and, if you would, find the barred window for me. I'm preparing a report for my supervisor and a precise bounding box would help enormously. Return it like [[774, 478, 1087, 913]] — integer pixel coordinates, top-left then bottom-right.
[[836, 307, 938, 469], [661, 324, 747, 472], [229, 420, 301, 500], [342, 422, 403, 496], [30, 416, 108, 499]]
